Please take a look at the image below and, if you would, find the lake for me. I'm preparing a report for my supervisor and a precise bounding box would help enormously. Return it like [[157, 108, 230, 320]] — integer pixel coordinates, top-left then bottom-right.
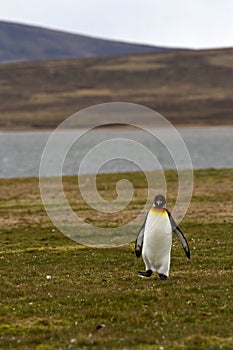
[[0, 126, 232, 178]]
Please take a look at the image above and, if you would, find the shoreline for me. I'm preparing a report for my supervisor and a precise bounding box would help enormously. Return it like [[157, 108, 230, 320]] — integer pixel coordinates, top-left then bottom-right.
[[1, 167, 233, 182], [1, 123, 233, 133]]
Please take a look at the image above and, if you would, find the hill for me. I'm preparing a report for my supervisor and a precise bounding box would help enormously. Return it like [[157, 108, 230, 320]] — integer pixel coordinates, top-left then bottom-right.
[[0, 47, 232, 129], [0, 21, 175, 63]]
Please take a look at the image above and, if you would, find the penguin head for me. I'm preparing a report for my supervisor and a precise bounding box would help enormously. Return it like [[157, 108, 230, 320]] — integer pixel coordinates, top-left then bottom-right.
[[154, 194, 166, 208]]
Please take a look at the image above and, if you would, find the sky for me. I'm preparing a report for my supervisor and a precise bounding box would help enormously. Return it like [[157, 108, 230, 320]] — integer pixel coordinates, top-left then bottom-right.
[[0, 0, 233, 49]]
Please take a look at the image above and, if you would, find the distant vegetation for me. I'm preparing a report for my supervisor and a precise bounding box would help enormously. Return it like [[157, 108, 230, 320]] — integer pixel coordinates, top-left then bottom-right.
[[0, 21, 174, 63], [0, 47, 232, 129]]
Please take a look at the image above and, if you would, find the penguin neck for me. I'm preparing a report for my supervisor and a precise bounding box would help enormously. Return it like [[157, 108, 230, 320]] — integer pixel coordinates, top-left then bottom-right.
[[151, 206, 166, 215], [152, 204, 166, 209]]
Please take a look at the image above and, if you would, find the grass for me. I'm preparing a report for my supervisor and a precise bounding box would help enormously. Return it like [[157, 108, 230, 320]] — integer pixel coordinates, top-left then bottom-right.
[[0, 169, 233, 349]]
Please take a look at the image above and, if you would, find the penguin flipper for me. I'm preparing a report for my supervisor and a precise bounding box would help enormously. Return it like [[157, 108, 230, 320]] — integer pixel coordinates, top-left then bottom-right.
[[173, 226, 190, 259], [166, 210, 190, 259], [135, 215, 147, 258]]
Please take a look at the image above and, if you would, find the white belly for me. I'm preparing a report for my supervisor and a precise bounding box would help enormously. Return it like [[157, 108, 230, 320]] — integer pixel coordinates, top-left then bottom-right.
[[142, 208, 172, 276]]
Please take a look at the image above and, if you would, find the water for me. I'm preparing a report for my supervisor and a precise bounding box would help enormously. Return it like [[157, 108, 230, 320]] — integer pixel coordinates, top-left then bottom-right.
[[0, 126, 232, 178]]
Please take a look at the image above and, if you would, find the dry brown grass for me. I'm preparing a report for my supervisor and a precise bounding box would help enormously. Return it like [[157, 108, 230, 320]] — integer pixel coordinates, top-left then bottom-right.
[[1, 169, 233, 230]]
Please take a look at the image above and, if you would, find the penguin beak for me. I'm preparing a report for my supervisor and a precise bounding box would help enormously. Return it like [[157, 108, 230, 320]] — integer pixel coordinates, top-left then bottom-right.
[[155, 200, 166, 208]]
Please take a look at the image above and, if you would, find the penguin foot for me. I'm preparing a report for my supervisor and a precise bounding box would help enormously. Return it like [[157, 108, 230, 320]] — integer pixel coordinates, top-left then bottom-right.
[[138, 270, 153, 278], [159, 274, 168, 280]]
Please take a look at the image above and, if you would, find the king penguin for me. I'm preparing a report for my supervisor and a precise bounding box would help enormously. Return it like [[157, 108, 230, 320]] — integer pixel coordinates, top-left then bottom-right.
[[135, 194, 190, 280]]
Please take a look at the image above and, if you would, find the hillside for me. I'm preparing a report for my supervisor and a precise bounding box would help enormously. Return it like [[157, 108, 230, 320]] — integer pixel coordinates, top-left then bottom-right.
[[0, 47, 232, 129], [0, 21, 174, 63]]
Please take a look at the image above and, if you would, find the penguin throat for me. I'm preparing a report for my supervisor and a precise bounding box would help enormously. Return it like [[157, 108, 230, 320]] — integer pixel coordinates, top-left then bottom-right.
[[153, 203, 166, 209]]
